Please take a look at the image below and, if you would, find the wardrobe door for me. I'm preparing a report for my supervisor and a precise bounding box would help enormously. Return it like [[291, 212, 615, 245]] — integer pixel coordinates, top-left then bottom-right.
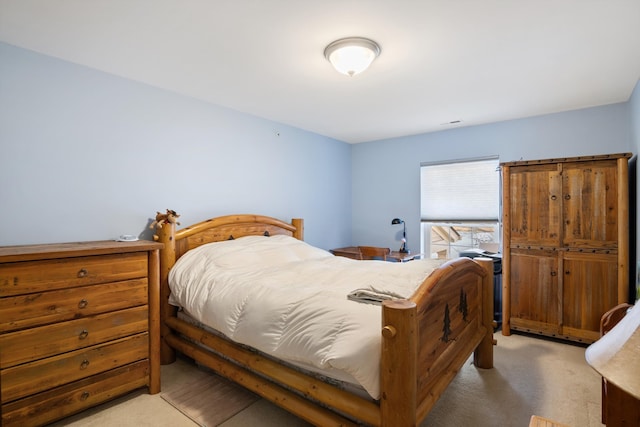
[[562, 251, 618, 342], [508, 164, 562, 248], [561, 159, 619, 249], [509, 248, 561, 336]]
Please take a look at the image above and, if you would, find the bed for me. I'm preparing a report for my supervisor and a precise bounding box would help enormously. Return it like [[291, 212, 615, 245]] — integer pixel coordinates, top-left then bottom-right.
[[154, 213, 495, 426]]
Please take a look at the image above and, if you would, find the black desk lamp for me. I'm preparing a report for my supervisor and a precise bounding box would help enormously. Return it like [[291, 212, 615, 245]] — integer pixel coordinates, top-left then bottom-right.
[[391, 218, 408, 253]]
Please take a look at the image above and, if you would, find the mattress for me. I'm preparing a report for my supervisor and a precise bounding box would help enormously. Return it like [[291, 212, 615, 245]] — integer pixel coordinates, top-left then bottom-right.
[[168, 234, 443, 399]]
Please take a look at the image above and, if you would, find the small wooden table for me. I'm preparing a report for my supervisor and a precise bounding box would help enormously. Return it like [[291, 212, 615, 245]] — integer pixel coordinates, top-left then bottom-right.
[[331, 246, 421, 262]]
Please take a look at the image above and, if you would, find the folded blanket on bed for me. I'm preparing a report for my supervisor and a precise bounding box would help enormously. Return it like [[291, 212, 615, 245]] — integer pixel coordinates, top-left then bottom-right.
[[347, 288, 405, 305]]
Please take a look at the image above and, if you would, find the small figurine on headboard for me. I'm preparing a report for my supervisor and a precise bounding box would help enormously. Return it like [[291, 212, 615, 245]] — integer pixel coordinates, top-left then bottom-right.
[[150, 209, 180, 241]]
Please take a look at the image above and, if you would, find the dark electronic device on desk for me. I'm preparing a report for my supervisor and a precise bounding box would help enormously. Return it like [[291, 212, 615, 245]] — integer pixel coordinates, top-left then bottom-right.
[[459, 249, 503, 330]]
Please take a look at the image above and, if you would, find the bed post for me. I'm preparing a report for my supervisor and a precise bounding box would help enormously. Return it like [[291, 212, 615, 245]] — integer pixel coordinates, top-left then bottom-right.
[[473, 257, 495, 369], [156, 220, 178, 364], [292, 218, 304, 240], [380, 299, 417, 427]]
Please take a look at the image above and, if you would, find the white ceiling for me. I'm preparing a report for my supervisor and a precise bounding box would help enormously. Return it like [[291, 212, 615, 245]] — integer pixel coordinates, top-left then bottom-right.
[[1, 1, 639, 143]]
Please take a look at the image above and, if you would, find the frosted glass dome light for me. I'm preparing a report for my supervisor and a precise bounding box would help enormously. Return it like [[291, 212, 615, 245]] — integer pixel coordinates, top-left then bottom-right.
[[324, 37, 381, 77]]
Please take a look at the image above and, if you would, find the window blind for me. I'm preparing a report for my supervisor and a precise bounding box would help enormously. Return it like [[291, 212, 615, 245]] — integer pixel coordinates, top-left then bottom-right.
[[420, 157, 499, 221]]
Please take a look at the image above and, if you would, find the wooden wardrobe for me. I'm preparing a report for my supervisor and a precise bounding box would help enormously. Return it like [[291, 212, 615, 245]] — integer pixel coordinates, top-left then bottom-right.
[[501, 153, 631, 344]]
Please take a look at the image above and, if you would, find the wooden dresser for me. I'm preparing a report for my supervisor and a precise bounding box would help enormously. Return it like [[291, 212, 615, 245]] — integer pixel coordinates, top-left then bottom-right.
[[0, 240, 162, 426], [501, 153, 631, 343]]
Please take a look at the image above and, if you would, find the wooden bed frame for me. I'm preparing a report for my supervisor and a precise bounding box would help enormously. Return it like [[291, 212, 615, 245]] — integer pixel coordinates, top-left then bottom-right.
[[154, 213, 495, 426]]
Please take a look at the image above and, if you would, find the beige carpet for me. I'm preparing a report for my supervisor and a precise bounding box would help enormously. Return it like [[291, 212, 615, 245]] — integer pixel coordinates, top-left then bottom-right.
[[160, 373, 259, 426], [162, 333, 601, 427], [421, 332, 602, 427], [47, 332, 604, 427]]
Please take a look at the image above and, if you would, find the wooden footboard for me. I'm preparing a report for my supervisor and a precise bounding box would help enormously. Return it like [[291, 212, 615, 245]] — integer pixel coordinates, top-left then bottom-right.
[[154, 213, 494, 426], [381, 257, 494, 425]]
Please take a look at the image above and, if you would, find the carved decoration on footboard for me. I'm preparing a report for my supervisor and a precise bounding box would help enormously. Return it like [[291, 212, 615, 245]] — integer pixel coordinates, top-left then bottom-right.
[[442, 303, 451, 342], [459, 288, 468, 321]]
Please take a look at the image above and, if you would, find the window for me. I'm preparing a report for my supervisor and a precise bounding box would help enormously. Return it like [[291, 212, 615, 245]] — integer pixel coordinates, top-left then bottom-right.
[[420, 157, 500, 259]]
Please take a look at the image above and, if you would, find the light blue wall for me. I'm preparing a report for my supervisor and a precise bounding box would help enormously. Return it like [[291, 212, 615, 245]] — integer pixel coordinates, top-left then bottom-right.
[[352, 102, 634, 253], [0, 43, 352, 249], [630, 80, 640, 300], [631, 81, 640, 241], [1, 41, 637, 265], [632, 81, 640, 150]]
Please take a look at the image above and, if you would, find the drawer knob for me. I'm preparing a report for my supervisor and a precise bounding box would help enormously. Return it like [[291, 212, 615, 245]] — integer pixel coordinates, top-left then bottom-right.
[[78, 299, 89, 309], [80, 359, 90, 370], [77, 268, 88, 278], [80, 391, 90, 401], [79, 329, 89, 340]]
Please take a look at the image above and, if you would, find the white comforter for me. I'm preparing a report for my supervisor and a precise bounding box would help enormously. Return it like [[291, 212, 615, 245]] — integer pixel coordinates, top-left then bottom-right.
[[168, 235, 442, 399]]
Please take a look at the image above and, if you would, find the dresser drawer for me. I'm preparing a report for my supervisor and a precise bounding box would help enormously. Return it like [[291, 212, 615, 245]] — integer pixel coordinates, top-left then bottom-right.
[[0, 306, 148, 369], [1, 333, 149, 403], [2, 360, 149, 427], [0, 279, 148, 333], [0, 252, 148, 297]]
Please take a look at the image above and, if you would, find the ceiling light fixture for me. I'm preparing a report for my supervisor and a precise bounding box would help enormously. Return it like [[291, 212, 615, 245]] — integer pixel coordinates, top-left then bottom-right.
[[324, 37, 381, 77]]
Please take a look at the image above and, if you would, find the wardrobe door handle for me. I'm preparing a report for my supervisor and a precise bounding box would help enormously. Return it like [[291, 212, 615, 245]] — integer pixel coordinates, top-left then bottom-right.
[[550, 271, 557, 277], [550, 195, 557, 200]]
